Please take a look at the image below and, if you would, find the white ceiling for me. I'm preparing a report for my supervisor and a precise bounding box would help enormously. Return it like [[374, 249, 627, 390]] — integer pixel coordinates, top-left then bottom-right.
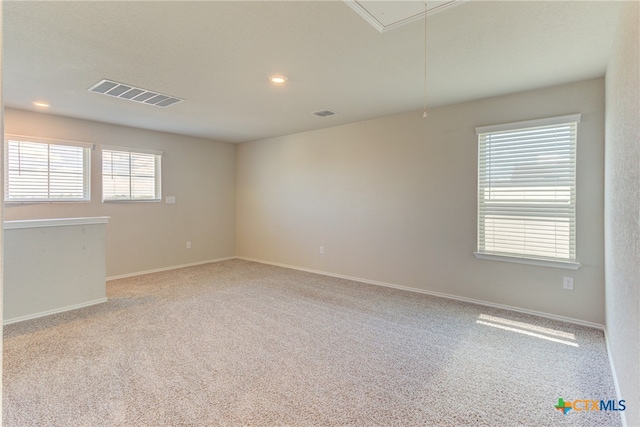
[[3, 1, 622, 143]]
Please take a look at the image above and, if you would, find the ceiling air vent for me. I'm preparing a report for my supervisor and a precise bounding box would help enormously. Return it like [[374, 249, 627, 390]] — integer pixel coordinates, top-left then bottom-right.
[[312, 110, 337, 117], [88, 79, 183, 108]]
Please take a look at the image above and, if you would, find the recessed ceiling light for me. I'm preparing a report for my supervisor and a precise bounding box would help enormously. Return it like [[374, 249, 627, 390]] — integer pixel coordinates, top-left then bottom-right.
[[32, 101, 50, 108], [268, 75, 288, 85]]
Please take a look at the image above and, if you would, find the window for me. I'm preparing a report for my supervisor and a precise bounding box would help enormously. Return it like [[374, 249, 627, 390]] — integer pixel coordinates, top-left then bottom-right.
[[102, 146, 162, 201], [475, 114, 581, 269], [5, 135, 92, 202]]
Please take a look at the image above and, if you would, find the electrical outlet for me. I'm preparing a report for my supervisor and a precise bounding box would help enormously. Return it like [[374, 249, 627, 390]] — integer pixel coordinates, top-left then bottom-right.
[[186, 241, 192, 249], [563, 277, 574, 290], [319, 246, 324, 255]]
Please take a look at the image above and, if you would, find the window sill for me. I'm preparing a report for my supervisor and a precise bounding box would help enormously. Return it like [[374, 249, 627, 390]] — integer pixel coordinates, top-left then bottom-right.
[[5, 200, 91, 205], [102, 199, 161, 203], [473, 252, 581, 270]]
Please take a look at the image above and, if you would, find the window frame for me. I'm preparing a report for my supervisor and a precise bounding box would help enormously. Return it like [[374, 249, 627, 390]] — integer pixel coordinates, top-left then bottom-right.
[[101, 145, 162, 203], [474, 114, 582, 270], [4, 134, 93, 203]]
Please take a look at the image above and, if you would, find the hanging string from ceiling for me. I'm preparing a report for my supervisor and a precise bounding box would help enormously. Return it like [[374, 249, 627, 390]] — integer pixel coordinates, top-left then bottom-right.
[[423, 1, 428, 118]]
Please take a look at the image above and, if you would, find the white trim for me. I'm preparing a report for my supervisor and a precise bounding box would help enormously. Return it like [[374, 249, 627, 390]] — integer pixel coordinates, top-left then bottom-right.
[[101, 145, 163, 157], [5, 133, 94, 149], [475, 113, 582, 134], [473, 252, 581, 270], [235, 257, 603, 330], [106, 257, 235, 281], [603, 328, 628, 427], [3, 298, 108, 326], [4, 216, 110, 230], [4, 199, 92, 205], [102, 199, 161, 204]]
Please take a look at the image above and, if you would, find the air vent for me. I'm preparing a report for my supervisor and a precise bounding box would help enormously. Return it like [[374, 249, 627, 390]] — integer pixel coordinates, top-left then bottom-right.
[[312, 110, 337, 117], [88, 79, 183, 108]]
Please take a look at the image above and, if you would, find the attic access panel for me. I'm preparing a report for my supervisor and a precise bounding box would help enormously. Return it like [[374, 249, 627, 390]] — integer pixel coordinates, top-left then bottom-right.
[[345, 0, 465, 32]]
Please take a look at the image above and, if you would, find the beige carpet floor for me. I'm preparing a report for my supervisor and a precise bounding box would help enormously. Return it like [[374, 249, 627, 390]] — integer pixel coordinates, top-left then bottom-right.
[[3, 259, 622, 426]]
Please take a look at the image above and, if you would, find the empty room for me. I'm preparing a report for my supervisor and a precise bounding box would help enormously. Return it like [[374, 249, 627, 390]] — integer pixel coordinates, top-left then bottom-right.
[[1, 1, 638, 426]]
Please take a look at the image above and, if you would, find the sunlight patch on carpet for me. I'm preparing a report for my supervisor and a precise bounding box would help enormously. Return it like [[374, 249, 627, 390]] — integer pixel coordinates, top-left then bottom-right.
[[477, 315, 580, 347]]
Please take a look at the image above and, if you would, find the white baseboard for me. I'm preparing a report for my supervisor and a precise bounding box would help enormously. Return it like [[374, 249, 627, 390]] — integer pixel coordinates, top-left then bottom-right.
[[3, 298, 108, 326], [603, 328, 627, 427], [106, 257, 236, 281], [236, 256, 605, 330]]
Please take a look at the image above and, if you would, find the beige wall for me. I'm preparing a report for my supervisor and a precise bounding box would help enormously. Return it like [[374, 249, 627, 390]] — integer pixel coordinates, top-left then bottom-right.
[[4, 219, 107, 322], [604, 1, 640, 425], [4, 108, 236, 277], [237, 78, 606, 324]]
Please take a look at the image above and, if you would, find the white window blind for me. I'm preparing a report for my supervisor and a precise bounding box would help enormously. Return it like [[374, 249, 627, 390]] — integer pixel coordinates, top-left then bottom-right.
[[476, 114, 580, 264], [5, 136, 91, 202], [102, 147, 162, 201]]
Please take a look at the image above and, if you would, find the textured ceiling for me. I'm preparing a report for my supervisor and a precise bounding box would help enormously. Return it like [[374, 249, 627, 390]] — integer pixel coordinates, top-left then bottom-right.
[[3, 1, 622, 143]]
